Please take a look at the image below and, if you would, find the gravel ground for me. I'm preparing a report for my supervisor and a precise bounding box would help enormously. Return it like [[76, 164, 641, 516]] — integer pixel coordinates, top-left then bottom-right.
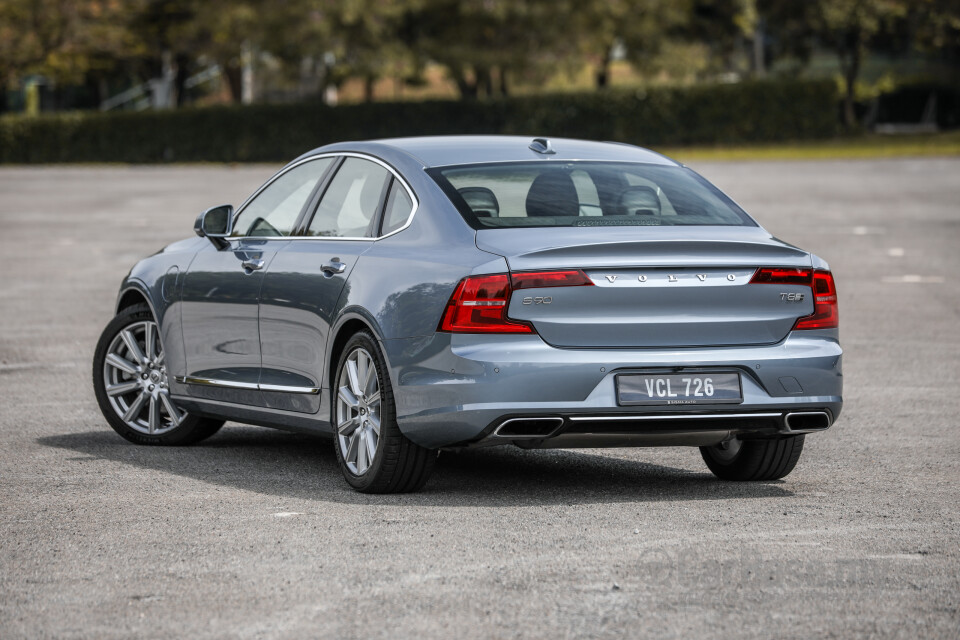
[[0, 159, 958, 639]]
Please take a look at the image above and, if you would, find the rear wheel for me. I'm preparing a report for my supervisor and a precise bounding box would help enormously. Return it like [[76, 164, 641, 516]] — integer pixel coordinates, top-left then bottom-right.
[[333, 331, 436, 493], [700, 435, 804, 481], [93, 304, 223, 446]]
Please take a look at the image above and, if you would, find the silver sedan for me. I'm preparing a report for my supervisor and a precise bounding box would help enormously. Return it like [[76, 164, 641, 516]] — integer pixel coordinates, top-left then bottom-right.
[[92, 136, 842, 493]]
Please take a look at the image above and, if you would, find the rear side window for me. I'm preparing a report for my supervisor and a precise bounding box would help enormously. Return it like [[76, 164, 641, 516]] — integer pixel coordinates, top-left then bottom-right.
[[306, 158, 390, 237], [429, 162, 753, 229], [380, 180, 414, 235]]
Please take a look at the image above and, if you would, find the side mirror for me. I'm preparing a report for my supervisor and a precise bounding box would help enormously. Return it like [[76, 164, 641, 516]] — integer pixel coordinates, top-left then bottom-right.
[[194, 204, 234, 249]]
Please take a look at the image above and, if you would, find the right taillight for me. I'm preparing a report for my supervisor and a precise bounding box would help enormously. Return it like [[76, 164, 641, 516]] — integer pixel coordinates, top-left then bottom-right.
[[751, 267, 838, 330], [794, 270, 838, 330]]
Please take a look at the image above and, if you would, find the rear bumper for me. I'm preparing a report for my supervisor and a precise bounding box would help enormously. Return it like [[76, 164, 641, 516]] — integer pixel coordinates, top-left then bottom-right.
[[382, 331, 842, 449]]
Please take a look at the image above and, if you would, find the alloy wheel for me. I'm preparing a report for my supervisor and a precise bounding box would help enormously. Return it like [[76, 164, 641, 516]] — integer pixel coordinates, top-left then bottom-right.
[[102, 320, 183, 435], [336, 347, 382, 476]]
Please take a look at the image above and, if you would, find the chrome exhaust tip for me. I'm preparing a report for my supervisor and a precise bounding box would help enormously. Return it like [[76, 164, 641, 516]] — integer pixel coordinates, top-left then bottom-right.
[[494, 417, 565, 439], [782, 411, 832, 433]]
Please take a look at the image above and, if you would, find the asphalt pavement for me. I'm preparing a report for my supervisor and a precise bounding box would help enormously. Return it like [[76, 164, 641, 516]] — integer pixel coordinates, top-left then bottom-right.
[[1, 158, 958, 639]]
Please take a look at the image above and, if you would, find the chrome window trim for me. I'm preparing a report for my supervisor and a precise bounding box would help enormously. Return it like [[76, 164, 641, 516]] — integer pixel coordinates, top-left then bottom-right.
[[231, 152, 419, 243], [175, 376, 320, 395], [427, 158, 678, 169]]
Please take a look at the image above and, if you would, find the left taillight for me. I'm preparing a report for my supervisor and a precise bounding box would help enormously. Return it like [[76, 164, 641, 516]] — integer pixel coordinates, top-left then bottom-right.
[[438, 270, 594, 334], [438, 274, 534, 333]]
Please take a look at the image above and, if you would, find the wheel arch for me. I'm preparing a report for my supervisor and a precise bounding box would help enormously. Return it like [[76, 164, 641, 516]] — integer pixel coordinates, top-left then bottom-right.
[[326, 309, 388, 393], [116, 282, 159, 318]]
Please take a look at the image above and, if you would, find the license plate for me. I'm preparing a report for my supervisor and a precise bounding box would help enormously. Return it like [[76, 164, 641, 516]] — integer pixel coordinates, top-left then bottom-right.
[[617, 372, 742, 406]]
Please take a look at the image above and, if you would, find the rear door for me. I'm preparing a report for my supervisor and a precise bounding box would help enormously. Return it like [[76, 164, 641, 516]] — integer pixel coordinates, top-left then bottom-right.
[[258, 156, 394, 413]]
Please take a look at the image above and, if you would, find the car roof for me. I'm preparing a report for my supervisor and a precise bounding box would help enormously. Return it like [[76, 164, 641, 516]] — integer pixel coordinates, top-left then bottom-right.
[[306, 135, 679, 168]]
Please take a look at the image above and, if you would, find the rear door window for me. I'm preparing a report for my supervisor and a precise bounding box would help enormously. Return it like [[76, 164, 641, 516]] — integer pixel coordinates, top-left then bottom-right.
[[306, 158, 390, 237]]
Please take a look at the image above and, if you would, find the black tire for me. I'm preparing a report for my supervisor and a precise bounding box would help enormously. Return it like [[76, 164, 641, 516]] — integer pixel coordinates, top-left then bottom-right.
[[332, 331, 436, 493], [92, 303, 224, 446], [700, 435, 804, 481]]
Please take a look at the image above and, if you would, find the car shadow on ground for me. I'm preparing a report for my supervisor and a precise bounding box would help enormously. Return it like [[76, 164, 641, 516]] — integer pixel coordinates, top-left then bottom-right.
[[39, 425, 794, 506]]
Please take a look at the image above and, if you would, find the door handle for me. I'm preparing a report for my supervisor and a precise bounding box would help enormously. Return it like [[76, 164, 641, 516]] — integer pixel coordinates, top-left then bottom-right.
[[321, 259, 347, 275], [242, 258, 265, 272]]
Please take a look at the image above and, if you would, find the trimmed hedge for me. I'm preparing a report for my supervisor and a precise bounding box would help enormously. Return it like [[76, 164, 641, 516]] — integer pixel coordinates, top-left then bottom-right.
[[0, 79, 837, 163]]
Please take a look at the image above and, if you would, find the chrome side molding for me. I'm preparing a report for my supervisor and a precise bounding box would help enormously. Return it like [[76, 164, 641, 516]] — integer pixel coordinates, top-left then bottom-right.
[[175, 376, 320, 395]]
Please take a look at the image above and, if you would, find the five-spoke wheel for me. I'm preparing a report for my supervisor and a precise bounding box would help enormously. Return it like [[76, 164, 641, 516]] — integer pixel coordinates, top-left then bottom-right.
[[332, 331, 436, 493], [336, 347, 382, 476]]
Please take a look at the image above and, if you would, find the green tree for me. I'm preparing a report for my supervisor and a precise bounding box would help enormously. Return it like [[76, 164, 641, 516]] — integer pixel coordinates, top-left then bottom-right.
[[813, 0, 907, 128], [571, 0, 690, 88], [911, 0, 960, 70], [0, 0, 134, 111], [405, 0, 568, 99]]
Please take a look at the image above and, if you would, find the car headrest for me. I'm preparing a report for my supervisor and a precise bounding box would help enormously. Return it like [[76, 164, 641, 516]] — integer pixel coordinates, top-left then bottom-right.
[[525, 171, 579, 217], [458, 186, 500, 218], [617, 185, 661, 216]]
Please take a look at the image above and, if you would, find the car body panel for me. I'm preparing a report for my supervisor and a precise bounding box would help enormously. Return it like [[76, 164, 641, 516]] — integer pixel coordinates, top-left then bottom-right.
[[477, 225, 817, 348], [107, 136, 842, 451], [383, 331, 842, 448]]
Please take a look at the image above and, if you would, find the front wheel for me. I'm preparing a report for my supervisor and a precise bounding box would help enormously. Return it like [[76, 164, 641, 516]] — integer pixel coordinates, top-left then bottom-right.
[[700, 435, 804, 481], [333, 331, 436, 493], [92, 304, 223, 446]]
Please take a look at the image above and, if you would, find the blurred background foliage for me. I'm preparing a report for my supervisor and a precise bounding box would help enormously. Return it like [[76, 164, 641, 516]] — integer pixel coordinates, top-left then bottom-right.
[[0, 0, 958, 161]]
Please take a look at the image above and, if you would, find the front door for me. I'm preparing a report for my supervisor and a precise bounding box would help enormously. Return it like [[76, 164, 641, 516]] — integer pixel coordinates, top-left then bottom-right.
[[179, 157, 335, 405]]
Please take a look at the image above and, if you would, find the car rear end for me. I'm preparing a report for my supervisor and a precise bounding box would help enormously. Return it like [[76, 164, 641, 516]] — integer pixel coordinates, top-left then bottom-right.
[[387, 155, 842, 453]]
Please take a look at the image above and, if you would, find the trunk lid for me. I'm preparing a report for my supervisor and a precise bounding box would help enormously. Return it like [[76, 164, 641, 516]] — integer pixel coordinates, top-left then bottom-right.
[[477, 227, 814, 348]]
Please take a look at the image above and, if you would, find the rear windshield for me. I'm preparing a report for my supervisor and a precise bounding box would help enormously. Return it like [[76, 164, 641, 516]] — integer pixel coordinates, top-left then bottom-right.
[[428, 162, 754, 229]]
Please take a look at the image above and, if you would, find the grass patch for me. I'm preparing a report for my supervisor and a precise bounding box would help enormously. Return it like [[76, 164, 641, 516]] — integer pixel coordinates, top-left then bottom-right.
[[658, 130, 960, 162]]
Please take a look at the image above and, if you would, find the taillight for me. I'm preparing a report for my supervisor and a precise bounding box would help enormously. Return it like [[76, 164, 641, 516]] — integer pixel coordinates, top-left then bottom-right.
[[438, 274, 534, 333], [512, 269, 593, 289], [750, 267, 838, 330], [438, 270, 594, 334], [794, 270, 839, 330]]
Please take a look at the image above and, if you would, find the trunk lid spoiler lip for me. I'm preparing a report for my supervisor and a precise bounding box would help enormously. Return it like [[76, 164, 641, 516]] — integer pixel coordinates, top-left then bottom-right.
[[475, 227, 812, 271]]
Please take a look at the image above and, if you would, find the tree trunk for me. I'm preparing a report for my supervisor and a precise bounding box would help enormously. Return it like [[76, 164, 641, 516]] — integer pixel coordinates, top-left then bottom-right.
[[174, 53, 190, 107], [596, 46, 613, 89], [838, 31, 862, 129], [364, 75, 375, 102], [223, 62, 243, 103], [475, 66, 492, 98], [752, 24, 766, 78], [0, 74, 8, 114], [498, 66, 509, 97], [451, 67, 478, 100]]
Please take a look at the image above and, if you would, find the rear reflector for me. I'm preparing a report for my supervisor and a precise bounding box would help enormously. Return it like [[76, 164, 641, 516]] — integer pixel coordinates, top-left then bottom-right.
[[750, 267, 813, 285], [438, 274, 534, 333], [512, 269, 593, 290], [751, 267, 838, 330]]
